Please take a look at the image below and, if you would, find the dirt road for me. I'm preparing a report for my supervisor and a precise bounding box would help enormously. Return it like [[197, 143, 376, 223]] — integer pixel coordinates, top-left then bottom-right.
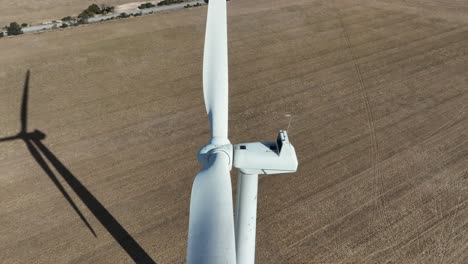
[[0, 0, 467, 263]]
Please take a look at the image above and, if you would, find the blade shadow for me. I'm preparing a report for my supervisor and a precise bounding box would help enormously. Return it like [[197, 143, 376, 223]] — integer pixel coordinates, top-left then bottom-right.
[[23, 134, 97, 237], [12, 70, 96, 236], [0, 135, 20, 142], [31, 135, 156, 264], [20, 70, 29, 134], [0, 70, 156, 263]]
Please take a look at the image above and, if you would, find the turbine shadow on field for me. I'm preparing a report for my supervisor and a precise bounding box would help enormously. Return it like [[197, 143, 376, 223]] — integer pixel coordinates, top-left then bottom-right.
[[0, 70, 156, 264]]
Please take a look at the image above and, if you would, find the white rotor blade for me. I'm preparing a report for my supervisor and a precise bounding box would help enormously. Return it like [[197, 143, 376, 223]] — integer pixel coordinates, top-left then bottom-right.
[[203, 0, 229, 144], [187, 152, 236, 264]]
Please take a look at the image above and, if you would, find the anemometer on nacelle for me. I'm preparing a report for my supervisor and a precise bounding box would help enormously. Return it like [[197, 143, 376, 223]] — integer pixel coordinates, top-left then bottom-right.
[[233, 130, 298, 175]]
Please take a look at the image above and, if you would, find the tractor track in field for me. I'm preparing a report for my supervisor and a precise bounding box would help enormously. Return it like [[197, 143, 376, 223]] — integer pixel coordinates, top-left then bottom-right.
[[1, 0, 468, 263], [433, 104, 468, 264], [333, 3, 408, 263]]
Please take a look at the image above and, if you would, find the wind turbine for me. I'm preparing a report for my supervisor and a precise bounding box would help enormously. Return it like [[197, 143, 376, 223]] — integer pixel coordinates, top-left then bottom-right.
[[187, 1, 298, 263]]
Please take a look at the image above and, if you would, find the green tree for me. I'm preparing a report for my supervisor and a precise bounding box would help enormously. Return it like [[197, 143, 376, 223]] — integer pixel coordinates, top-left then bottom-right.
[[7, 22, 23, 35], [138, 2, 156, 9], [62, 16, 74, 21], [78, 10, 92, 19], [21, 23, 28, 27], [87, 4, 101, 14], [100, 4, 114, 13], [118, 13, 130, 18]]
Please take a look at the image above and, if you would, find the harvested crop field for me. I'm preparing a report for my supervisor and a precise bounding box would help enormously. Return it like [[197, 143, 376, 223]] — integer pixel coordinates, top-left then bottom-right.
[[1, 0, 467, 263]]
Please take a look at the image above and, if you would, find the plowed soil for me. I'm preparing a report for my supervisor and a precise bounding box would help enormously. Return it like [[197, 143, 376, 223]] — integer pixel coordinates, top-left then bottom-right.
[[0, 0, 467, 263]]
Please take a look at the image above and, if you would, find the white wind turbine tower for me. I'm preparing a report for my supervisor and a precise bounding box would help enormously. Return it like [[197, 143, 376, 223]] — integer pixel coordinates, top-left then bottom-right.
[[187, 0, 298, 263]]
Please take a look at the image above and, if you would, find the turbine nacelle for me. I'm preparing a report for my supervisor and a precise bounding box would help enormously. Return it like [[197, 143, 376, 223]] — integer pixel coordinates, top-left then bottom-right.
[[19, 129, 46, 140], [198, 130, 298, 175], [233, 130, 298, 175]]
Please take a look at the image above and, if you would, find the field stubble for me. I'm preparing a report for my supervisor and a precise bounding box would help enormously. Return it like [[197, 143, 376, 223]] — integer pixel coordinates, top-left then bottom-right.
[[0, 0, 467, 263]]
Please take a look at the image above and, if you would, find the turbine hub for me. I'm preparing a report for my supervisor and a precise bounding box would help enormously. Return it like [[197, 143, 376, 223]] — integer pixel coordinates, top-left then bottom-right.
[[198, 143, 233, 169]]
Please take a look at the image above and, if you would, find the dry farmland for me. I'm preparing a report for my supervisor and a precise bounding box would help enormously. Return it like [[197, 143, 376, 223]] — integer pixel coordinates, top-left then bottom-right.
[[0, 0, 468, 263]]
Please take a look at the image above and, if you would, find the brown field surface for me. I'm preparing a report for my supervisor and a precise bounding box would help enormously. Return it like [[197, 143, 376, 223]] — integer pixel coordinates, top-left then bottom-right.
[[1, 0, 468, 263]]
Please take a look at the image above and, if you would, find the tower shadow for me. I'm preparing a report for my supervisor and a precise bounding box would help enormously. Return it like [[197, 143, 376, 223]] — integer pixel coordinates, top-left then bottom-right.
[[0, 70, 156, 264]]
